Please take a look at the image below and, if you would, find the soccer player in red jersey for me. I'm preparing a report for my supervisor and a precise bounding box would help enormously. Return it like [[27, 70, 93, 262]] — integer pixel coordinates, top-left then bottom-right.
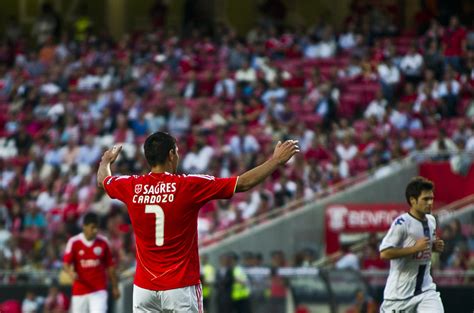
[[63, 212, 120, 313], [97, 131, 299, 312]]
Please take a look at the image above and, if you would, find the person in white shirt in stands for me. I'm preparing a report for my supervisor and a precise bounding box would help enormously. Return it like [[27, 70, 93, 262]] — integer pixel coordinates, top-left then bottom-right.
[[338, 22, 358, 51], [214, 69, 236, 100], [427, 129, 458, 159], [400, 43, 424, 83], [335, 135, 358, 162], [377, 57, 400, 101], [229, 123, 260, 158], [167, 102, 191, 138], [364, 89, 387, 122], [379, 176, 445, 313], [335, 243, 360, 270], [235, 60, 256, 86], [182, 136, 214, 174]]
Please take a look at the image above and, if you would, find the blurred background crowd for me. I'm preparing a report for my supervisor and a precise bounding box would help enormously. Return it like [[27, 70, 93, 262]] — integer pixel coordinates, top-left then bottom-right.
[[0, 3, 473, 309]]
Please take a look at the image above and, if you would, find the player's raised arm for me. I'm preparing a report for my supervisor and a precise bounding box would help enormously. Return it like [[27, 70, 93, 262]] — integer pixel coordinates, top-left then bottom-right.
[[235, 140, 299, 193], [97, 145, 122, 188]]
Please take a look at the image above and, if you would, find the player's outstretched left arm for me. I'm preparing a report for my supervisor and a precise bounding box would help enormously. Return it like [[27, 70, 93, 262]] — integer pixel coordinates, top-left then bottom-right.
[[97, 145, 122, 188]]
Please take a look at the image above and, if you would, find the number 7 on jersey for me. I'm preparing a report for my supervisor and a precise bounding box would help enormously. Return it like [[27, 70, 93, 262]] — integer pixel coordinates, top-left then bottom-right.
[[145, 205, 165, 246]]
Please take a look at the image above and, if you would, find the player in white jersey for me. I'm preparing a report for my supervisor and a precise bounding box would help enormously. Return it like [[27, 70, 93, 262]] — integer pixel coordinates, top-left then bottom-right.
[[379, 176, 445, 313]]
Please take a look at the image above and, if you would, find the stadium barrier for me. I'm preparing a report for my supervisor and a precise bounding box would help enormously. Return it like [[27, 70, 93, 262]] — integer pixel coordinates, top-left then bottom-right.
[[1, 268, 473, 312], [112, 268, 474, 313]]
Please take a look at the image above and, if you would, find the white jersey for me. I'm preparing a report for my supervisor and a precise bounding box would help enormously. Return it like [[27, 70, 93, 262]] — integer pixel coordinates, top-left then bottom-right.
[[379, 213, 437, 300]]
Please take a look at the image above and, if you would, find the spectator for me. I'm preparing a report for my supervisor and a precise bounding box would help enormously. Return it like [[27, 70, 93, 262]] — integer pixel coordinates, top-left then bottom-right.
[[399, 43, 424, 84], [216, 253, 233, 313], [336, 135, 358, 162], [23, 203, 47, 230], [31, 3, 61, 45], [43, 284, 69, 313], [438, 68, 461, 117], [273, 173, 297, 207], [377, 57, 400, 102], [339, 22, 358, 51], [424, 40, 444, 79], [364, 89, 387, 122], [442, 15, 467, 71], [167, 102, 191, 138], [0, 220, 12, 251], [399, 128, 416, 153], [214, 69, 236, 99], [315, 84, 337, 129], [388, 102, 409, 130], [335, 244, 360, 270], [427, 129, 458, 159], [182, 135, 214, 173], [181, 71, 200, 99], [235, 60, 257, 87], [76, 135, 102, 168], [22, 290, 43, 313], [229, 123, 260, 158]]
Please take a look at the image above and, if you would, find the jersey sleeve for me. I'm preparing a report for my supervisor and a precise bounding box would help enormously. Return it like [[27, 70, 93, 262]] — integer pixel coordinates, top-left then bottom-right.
[[103, 175, 134, 202], [63, 238, 74, 265], [181, 175, 238, 204], [380, 216, 406, 252]]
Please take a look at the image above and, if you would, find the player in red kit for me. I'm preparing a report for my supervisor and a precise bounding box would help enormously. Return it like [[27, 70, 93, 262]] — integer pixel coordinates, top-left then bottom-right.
[[63, 212, 120, 313], [97, 131, 299, 312]]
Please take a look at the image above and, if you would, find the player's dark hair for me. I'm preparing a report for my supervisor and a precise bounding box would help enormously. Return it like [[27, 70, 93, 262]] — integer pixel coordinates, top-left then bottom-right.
[[144, 132, 177, 167], [405, 176, 434, 206], [83, 212, 99, 226]]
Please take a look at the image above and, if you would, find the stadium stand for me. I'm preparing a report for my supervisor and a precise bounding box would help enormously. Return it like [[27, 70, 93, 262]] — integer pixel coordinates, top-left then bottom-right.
[[0, 1, 474, 312]]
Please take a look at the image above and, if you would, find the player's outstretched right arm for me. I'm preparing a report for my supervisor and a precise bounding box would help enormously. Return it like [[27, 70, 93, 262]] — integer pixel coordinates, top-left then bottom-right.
[[380, 237, 430, 260], [97, 145, 122, 188], [235, 140, 299, 193]]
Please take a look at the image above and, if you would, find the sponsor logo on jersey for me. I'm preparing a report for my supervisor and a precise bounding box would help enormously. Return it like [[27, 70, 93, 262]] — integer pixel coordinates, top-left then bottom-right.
[[143, 183, 177, 194], [93, 246, 103, 256], [414, 250, 431, 260], [80, 259, 100, 268], [395, 217, 405, 225], [135, 184, 143, 194]]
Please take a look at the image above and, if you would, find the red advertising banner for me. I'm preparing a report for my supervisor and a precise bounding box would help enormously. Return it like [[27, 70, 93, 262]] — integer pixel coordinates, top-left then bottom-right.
[[325, 203, 407, 254], [419, 161, 474, 206]]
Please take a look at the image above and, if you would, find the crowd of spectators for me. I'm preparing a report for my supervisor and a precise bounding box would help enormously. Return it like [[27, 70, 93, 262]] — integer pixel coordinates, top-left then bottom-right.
[[0, 1, 473, 282]]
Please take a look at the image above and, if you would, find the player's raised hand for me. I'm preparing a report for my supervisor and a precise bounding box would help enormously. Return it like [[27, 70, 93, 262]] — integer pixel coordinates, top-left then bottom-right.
[[432, 237, 445, 253], [273, 140, 300, 165], [413, 237, 431, 252], [101, 145, 122, 164]]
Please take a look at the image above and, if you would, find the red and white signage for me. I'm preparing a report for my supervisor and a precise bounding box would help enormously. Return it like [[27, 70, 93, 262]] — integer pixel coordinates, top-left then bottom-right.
[[325, 204, 407, 254]]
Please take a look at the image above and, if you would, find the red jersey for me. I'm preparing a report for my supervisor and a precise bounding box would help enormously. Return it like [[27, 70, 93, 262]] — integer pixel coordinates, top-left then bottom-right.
[[103, 172, 238, 291], [63, 233, 114, 295]]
